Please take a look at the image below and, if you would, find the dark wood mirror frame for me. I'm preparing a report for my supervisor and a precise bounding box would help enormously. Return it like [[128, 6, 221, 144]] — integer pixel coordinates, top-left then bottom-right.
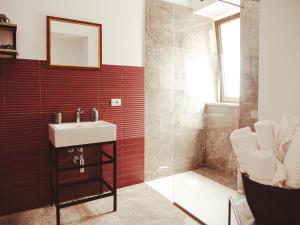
[[47, 16, 102, 69]]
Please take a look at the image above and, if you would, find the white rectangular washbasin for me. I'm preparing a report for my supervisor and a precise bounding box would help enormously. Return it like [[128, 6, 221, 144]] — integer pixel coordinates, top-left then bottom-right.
[[49, 121, 116, 148]]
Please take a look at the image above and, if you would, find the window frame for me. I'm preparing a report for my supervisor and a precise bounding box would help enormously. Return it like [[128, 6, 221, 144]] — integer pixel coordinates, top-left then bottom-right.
[[215, 13, 240, 103]]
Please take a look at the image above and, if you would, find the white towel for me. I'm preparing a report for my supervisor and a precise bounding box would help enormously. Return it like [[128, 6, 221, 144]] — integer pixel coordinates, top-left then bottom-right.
[[278, 114, 300, 142], [248, 150, 277, 186], [254, 120, 274, 150], [274, 114, 300, 161], [230, 127, 252, 138], [230, 133, 259, 172], [273, 122, 281, 138], [230, 133, 259, 152], [272, 159, 287, 187], [283, 127, 300, 188]]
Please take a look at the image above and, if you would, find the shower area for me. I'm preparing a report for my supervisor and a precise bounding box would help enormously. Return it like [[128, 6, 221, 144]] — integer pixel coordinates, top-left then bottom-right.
[[144, 0, 259, 224]]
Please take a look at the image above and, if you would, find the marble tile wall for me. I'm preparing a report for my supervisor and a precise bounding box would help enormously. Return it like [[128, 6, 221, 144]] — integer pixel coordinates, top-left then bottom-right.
[[145, 0, 217, 180], [240, 0, 259, 129], [204, 103, 240, 177], [145, 0, 259, 186], [204, 0, 260, 191], [236, 0, 260, 192]]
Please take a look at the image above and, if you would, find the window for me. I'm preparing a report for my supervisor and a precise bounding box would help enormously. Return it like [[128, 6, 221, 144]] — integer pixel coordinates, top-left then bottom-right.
[[216, 14, 240, 102]]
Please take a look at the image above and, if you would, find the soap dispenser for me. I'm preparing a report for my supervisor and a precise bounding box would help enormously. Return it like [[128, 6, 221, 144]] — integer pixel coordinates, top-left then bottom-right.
[[91, 107, 99, 122]]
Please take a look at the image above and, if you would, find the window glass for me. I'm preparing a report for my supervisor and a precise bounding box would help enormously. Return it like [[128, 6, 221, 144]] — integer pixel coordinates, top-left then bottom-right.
[[218, 17, 240, 100]]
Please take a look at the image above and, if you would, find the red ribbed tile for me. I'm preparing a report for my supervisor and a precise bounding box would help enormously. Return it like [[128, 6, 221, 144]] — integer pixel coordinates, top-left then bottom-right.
[[123, 66, 144, 139], [5, 113, 41, 153], [6, 177, 41, 200], [5, 59, 40, 115], [0, 59, 4, 163], [99, 65, 123, 140], [0, 153, 4, 186], [4, 177, 45, 215], [0, 59, 4, 114], [0, 185, 5, 202], [121, 137, 144, 183], [1, 59, 145, 216], [122, 172, 144, 187], [122, 66, 145, 186], [4, 149, 41, 184], [119, 67, 144, 187], [71, 69, 99, 121], [99, 65, 125, 188], [40, 61, 72, 113]]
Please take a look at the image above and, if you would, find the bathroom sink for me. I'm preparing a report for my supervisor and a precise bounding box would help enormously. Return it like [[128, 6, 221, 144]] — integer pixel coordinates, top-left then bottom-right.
[[49, 121, 116, 148]]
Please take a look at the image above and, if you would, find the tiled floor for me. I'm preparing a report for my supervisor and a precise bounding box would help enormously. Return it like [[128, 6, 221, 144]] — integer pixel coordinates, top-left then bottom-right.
[[146, 168, 237, 225], [1, 168, 238, 225], [0, 183, 199, 225]]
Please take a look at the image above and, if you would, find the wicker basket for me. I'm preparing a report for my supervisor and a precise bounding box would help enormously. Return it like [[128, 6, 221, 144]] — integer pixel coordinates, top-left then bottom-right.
[[242, 173, 300, 225]]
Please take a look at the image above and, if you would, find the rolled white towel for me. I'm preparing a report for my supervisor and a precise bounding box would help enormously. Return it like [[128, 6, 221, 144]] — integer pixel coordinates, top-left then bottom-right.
[[248, 150, 277, 186], [230, 133, 259, 152], [230, 133, 259, 172], [283, 127, 300, 188], [279, 114, 300, 142], [230, 127, 252, 138], [274, 114, 300, 161], [273, 122, 281, 138], [272, 159, 287, 187], [254, 120, 274, 150]]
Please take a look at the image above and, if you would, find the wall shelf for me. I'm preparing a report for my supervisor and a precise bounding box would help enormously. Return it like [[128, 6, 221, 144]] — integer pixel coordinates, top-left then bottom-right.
[[0, 22, 17, 58], [0, 22, 17, 30], [0, 48, 18, 57]]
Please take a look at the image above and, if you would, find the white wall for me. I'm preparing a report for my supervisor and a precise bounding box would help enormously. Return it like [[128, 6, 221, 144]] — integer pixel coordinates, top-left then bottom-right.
[[0, 0, 145, 66], [51, 34, 87, 66], [259, 0, 300, 122], [51, 21, 99, 66]]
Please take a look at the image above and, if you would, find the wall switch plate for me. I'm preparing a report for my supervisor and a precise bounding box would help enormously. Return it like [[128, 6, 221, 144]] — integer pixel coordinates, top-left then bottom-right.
[[111, 98, 122, 106]]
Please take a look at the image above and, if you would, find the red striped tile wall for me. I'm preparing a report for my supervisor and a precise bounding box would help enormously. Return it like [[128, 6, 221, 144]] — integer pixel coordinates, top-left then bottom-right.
[[0, 58, 144, 216]]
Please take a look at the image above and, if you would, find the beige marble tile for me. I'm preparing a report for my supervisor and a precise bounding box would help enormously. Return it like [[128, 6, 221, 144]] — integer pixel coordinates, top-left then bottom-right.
[[146, 27, 174, 49], [204, 104, 239, 176], [174, 25, 214, 52], [173, 4, 212, 32], [145, 0, 218, 181], [173, 5, 214, 53], [145, 0, 173, 50], [173, 127, 205, 172], [238, 0, 260, 192], [194, 167, 237, 190], [240, 0, 260, 129], [145, 0, 173, 31], [145, 46, 173, 85]]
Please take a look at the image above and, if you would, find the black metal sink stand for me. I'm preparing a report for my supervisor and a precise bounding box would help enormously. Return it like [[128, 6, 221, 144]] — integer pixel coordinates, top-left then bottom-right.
[[48, 141, 117, 225]]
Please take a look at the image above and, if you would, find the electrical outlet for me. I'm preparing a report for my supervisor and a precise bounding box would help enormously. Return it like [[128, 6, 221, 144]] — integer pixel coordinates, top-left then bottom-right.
[[111, 98, 122, 106]]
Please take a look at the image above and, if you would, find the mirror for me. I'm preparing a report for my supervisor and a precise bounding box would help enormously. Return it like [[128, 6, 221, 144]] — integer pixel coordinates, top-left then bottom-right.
[[47, 16, 101, 69]]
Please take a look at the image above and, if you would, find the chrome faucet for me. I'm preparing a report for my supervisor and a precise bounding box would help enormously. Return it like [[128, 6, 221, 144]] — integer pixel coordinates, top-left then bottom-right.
[[76, 108, 83, 123]]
